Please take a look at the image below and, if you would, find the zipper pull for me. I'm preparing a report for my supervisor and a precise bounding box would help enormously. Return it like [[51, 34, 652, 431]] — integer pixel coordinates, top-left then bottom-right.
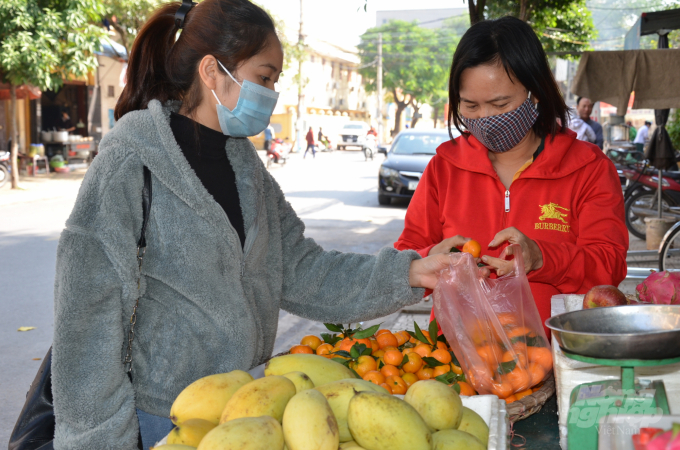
[[505, 190, 510, 213]]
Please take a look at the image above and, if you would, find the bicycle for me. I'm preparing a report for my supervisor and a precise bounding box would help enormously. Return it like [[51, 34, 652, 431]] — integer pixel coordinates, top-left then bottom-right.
[[658, 221, 680, 271]]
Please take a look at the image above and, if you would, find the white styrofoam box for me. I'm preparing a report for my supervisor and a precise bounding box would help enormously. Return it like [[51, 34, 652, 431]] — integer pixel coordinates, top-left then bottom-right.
[[551, 294, 680, 450], [156, 393, 508, 449], [598, 414, 680, 450]]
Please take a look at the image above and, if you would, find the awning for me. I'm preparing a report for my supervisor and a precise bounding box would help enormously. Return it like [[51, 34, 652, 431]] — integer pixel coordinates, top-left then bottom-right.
[[0, 83, 41, 101], [570, 49, 680, 114], [96, 36, 128, 61]]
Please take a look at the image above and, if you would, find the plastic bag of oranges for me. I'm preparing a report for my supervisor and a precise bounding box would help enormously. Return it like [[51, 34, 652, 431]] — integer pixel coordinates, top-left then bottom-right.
[[432, 244, 552, 400]]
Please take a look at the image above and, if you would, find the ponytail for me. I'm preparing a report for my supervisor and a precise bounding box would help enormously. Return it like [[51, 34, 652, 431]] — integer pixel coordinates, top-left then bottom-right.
[[115, 3, 180, 120], [115, 0, 276, 121]]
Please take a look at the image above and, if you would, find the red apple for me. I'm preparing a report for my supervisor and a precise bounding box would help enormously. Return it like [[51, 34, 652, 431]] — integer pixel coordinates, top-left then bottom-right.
[[583, 285, 628, 309]]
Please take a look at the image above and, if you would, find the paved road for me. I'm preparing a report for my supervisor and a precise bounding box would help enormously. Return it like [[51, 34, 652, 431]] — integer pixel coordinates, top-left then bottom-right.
[[0, 148, 414, 443]]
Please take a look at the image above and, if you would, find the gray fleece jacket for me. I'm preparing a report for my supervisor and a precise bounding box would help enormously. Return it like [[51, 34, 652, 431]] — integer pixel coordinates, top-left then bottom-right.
[[51, 100, 424, 449]]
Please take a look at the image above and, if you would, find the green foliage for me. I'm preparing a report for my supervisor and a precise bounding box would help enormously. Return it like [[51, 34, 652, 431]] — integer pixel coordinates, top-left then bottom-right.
[[102, 0, 162, 52], [668, 109, 680, 152], [0, 0, 105, 91], [486, 0, 596, 53]]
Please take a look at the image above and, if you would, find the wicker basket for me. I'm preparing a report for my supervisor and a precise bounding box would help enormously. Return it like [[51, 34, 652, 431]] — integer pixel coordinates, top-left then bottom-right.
[[505, 372, 555, 423]]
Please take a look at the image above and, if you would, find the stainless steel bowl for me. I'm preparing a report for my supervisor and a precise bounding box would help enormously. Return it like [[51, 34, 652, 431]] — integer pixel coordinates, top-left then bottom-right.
[[545, 305, 680, 360]]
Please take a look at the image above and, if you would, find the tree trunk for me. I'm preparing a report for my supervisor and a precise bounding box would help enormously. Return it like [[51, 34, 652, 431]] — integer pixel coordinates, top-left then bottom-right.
[[519, 0, 530, 21], [467, 0, 486, 25], [391, 88, 411, 137], [9, 84, 20, 189], [411, 102, 421, 128], [110, 21, 129, 54], [433, 105, 440, 128]]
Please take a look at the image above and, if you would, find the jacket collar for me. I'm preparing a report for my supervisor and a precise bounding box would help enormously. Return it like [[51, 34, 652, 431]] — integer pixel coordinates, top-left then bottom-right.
[[437, 129, 597, 180], [137, 100, 262, 236]]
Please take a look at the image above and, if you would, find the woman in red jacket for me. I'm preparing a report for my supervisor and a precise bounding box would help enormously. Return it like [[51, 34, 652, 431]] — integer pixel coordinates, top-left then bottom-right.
[[395, 17, 628, 332]]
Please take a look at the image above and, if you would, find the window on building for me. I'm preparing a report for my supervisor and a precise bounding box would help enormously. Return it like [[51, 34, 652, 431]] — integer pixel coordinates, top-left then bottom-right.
[[107, 86, 115, 98], [339, 99, 344, 106]]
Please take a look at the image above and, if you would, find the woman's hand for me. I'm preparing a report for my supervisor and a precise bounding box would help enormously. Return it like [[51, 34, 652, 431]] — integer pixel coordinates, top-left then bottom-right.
[[410, 254, 490, 290], [428, 235, 472, 256], [481, 227, 543, 276]]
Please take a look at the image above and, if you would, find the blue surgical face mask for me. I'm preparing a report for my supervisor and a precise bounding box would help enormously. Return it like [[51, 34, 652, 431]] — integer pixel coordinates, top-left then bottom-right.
[[211, 60, 279, 137]]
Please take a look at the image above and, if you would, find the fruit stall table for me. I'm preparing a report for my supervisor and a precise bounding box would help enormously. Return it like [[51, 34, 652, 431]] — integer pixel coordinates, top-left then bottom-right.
[[270, 298, 562, 449]]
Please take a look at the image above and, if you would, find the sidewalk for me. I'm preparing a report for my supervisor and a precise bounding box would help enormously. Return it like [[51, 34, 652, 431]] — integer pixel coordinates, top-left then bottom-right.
[[0, 169, 87, 207]]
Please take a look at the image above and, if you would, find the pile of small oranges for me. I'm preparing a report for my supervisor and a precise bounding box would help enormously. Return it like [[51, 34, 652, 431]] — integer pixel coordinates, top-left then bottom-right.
[[289, 321, 477, 397], [464, 312, 553, 403]]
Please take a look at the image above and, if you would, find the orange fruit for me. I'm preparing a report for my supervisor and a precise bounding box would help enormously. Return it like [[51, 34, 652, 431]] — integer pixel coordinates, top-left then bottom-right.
[[431, 348, 452, 365], [456, 381, 477, 396], [383, 349, 404, 366], [375, 329, 392, 337], [477, 344, 502, 369], [527, 347, 553, 371], [381, 364, 401, 378], [402, 353, 424, 373], [462, 240, 482, 258], [316, 343, 333, 356], [372, 349, 385, 360], [414, 343, 433, 358], [506, 367, 531, 392], [527, 362, 547, 386], [433, 365, 451, 378], [506, 326, 532, 339], [416, 366, 434, 380], [300, 335, 323, 351], [398, 330, 412, 343], [402, 372, 418, 387], [505, 395, 518, 404], [376, 332, 399, 349], [408, 335, 418, 344], [380, 382, 393, 394], [399, 368, 405, 376], [497, 312, 519, 327], [436, 341, 448, 351], [402, 348, 416, 356], [363, 370, 386, 385], [386, 376, 407, 395], [290, 344, 314, 354], [501, 350, 527, 369], [394, 332, 408, 346], [369, 339, 380, 353], [515, 388, 533, 400], [382, 346, 399, 353], [450, 363, 463, 375], [339, 337, 372, 352], [490, 379, 514, 399], [355, 355, 378, 378]]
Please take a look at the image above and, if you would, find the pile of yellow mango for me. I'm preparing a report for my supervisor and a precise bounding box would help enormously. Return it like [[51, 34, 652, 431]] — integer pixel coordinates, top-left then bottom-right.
[[152, 353, 490, 450]]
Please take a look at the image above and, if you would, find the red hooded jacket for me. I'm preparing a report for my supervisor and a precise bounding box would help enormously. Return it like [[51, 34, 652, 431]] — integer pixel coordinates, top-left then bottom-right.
[[394, 130, 628, 336]]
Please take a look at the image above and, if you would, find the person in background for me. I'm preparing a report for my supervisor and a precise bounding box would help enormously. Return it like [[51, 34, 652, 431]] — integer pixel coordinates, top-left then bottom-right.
[[367, 126, 377, 137], [627, 121, 637, 141], [58, 111, 76, 132], [634, 120, 651, 153], [304, 126, 316, 158], [264, 123, 275, 151], [568, 112, 596, 144], [576, 97, 603, 149]]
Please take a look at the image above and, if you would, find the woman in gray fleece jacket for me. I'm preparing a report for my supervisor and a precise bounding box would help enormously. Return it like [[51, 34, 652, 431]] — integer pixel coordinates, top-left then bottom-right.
[[51, 1, 461, 448]]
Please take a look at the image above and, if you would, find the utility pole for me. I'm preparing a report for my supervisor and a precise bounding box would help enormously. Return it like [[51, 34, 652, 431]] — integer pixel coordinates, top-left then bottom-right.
[[295, 0, 305, 152], [376, 33, 383, 144]]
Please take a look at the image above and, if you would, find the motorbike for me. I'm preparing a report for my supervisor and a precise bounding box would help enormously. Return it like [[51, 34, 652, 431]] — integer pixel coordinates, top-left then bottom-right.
[[318, 136, 333, 152], [622, 161, 680, 239], [0, 150, 10, 188], [363, 135, 377, 161], [266, 138, 290, 169]]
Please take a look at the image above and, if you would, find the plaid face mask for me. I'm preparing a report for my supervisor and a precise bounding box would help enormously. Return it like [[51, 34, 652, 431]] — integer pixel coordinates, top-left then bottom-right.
[[461, 93, 539, 153]]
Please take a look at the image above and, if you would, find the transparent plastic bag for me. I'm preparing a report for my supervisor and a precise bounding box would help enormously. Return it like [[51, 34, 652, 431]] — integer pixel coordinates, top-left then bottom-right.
[[433, 244, 553, 399]]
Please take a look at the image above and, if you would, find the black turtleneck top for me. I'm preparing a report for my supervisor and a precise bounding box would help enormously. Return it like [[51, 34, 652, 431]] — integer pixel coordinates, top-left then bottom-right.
[[170, 112, 246, 248]]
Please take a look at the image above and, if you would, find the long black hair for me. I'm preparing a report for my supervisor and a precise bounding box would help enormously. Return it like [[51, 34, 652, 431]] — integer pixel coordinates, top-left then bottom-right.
[[115, 0, 276, 120], [447, 16, 568, 140]]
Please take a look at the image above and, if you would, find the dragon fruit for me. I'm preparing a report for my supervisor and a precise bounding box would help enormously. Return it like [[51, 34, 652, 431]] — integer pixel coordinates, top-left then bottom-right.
[[646, 423, 680, 450], [636, 271, 680, 305]]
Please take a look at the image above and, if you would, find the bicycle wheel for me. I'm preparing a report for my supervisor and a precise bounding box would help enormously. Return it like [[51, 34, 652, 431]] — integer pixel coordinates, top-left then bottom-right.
[[659, 222, 680, 271], [625, 190, 674, 240]]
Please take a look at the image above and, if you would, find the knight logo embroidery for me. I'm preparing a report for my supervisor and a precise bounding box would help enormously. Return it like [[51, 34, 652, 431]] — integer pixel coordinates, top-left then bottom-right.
[[535, 202, 571, 232]]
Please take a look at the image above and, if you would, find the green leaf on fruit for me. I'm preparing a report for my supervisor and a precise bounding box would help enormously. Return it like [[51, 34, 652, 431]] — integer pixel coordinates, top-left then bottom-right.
[[450, 247, 461, 253], [349, 367, 362, 379], [437, 334, 448, 344], [378, 359, 384, 369], [331, 350, 352, 358], [423, 356, 446, 368], [353, 323, 381, 339], [527, 335, 546, 347], [413, 321, 432, 345], [321, 333, 341, 346], [452, 383, 461, 394], [449, 351, 460, 367], [332, 357, 349, 365], [497, 360, 516, 375], [324, 323, 343, 332], [428, 319, 439, 345], [350, 346, 360, 359]]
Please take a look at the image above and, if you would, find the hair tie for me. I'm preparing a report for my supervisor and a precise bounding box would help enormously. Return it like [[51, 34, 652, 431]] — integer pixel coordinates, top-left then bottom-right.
[[175, 0, 197, 29]]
